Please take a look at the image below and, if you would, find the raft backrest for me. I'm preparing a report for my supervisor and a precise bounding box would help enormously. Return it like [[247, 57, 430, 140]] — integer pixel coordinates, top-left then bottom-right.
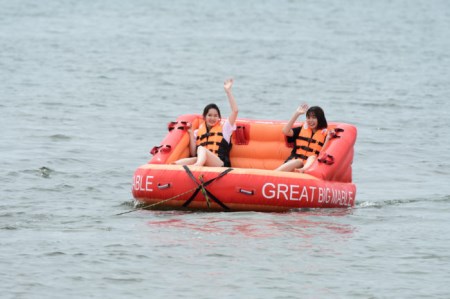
[[230, 121, 291, 170]]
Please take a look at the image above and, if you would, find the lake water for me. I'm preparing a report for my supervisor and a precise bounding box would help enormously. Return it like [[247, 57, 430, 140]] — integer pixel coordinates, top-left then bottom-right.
[[1, 0, 450, 298]]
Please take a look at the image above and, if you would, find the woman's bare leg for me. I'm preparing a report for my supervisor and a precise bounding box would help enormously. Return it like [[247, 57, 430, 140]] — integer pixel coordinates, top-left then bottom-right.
[[274, 159, 303, 172], [173, 157, 197, 165], [297, 156, 316, 172], [194, 146, 224, 167]]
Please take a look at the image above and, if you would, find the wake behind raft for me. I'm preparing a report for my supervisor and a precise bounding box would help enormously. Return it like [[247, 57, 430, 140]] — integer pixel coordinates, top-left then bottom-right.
[[132, 114, 357, 212]]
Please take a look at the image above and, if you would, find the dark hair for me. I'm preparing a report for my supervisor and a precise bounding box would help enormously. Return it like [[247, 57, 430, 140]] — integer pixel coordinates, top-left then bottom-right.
[[202, 103, 221, 119], [306, 106, 327, 129]]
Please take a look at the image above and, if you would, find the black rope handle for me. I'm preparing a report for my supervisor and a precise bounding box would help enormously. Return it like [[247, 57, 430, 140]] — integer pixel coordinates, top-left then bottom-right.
[[182, 165, 233, 210]]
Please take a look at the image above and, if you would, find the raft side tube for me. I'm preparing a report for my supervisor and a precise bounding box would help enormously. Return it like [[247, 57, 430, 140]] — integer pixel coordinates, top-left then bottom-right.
[[306, 123, 357, 182]]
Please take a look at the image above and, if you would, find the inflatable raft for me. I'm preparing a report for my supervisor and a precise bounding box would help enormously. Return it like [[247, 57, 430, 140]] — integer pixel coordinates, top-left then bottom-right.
[[132, 114, 357, 212]]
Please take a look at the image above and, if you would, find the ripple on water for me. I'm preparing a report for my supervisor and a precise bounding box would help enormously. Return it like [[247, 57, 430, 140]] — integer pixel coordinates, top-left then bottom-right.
[[49, 134, 72, 141]]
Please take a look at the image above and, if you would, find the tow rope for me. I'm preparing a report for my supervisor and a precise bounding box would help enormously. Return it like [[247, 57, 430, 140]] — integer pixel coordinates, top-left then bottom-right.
[[115, 186, 199, 216], [182, 165, 233, 210]]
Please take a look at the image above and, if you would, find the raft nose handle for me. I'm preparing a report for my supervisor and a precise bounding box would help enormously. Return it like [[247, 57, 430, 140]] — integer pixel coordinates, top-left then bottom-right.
[[239, 188, 254, 195], [157, 183, 171, 189]]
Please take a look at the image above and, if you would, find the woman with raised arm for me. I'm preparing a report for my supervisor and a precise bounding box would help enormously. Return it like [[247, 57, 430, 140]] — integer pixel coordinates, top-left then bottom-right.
[[174, 78, 238, 167], [275, 104, 334, 172]]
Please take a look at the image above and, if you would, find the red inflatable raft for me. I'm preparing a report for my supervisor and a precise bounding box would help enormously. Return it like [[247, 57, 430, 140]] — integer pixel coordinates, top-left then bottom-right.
[[132, 114, 357, 212]]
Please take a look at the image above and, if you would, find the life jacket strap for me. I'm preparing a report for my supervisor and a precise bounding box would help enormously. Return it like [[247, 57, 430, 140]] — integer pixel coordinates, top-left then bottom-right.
[[197, 132, 223, 140]]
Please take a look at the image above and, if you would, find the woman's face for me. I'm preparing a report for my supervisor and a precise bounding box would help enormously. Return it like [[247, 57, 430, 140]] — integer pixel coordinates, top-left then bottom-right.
[[306, 113, 318, 131], [204, 108, 220, 127]]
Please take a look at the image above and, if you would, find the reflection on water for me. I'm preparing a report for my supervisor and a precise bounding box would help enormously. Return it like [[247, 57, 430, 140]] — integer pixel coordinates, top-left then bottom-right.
[[146, 209, 355, 239]]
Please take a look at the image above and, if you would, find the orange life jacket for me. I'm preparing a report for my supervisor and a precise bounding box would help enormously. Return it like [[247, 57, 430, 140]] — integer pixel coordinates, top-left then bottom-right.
[[196, 122, 225, 154], [294, 127, 327, 161]]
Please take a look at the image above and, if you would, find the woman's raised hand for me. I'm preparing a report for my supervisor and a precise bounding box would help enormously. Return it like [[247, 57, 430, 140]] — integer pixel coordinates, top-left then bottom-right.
[[296, 103, 309, 115], [224, 78, 234, 93]]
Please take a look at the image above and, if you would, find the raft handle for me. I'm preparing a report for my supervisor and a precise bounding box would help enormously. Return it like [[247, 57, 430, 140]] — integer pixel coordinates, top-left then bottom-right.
[[239, 188, 254, 195], [167, 121, 177, 131], [318, 153, 335, 165], [331, 127, 344, 139], [168, 121, 191, 132], [157, 183, 171, 189], [234, 124, 250, 145], [150, 145, 172, 155]]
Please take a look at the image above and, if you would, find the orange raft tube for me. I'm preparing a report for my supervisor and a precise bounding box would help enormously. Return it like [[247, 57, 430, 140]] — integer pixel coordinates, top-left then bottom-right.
[[132, 114, 357, 212]]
